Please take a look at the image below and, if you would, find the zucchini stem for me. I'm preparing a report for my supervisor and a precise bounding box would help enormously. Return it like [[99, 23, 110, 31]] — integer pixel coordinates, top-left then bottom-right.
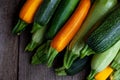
[[111, 61, 120, 70], [55, 66, 67, 76], [47, 47, 58, 67], [31, 53, 42, 65], [25, 26, 47, 51], [31, 41, 51, 65], [110, 69, 120, 80], [31, 22, 43, 33], [25, 41, 38, 52], [80, 44, 95, 58], [31, 40, 58, 67], [87, 70, 97, 80], [64, 49, 79, 69], [12, 19, 28, 35]]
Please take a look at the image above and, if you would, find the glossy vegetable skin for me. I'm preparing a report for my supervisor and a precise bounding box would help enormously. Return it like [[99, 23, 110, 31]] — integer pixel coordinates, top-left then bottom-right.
[[31, 0, 91, 67], [45, 0, 79, 40], [31, 0, 61, 33], [12, 0, 43, 35], [95, 66, 113, 80], [87, 40, 120, 80], [63, 0, 118, 69], [86, 4, 120, 53], [25, 0, 61, 51]]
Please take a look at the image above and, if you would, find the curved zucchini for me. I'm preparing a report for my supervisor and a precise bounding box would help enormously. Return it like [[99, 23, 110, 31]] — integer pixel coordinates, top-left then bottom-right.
[[87, 4, 120, 53], [87, 40, 120, 80], [45, 0, 79, 39]]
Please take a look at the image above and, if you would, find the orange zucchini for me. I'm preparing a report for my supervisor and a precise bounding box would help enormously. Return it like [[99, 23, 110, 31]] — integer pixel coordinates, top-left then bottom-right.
[[31, 0, 91, 67], [95, 66, 113, 80], [12, 0, 43, 35]]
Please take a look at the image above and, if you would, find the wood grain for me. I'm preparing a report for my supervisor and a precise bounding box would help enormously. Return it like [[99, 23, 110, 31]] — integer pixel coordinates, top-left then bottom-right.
[[0, 0, 20, 80]]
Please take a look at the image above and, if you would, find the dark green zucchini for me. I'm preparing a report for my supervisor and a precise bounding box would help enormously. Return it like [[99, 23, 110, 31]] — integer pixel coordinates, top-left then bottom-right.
[[86, 5, 120, 53], [45, 0, 79, 39], [25, 0, 61, 51], [55, 56, 89, 76], [31, 0, 61, 33], [66, 56, 89, 75]]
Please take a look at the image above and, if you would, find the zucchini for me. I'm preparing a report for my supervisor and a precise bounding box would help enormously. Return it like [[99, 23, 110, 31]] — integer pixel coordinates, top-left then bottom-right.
[[86, 4, 120, 53], [87, 40, 120, 80], [63, 0, 117, 69], [45, 0, 79, 40], [12, 0, 43, 35], [31, 0, 61, 33], [55, 56, 89, 76], [31, 0, 91, 67], [25, 0, 61, 51], [111, 50, 120, 70]]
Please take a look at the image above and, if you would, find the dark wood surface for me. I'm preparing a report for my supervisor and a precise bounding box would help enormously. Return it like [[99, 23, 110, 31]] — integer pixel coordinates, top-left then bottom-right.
[[0, 0, 88, 80]]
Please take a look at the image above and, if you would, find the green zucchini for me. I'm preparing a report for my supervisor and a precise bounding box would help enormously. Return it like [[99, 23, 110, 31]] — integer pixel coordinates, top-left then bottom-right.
[[111, 50, 120, 70], [86, 4, 120, 53], [63, 0, 117, 69], [31, 0, 61, 33], [31, 0, 80, 63], [55, 56, 89, 76], [25, 0, 61, 51], [45, 0, 79, 40], [87, 40, 120, 80]]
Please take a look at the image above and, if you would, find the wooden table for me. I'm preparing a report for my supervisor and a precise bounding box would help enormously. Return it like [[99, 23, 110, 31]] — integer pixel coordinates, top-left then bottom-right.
[[0, 0, 88, 80]]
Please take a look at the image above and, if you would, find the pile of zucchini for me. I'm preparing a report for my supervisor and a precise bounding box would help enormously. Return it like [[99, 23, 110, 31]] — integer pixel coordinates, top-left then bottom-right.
[[12, 0, 120, 79]]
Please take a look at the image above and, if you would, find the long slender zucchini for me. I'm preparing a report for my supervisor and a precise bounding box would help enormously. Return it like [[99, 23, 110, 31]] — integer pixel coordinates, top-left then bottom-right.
[[86, 4, 120, 53], [87, 40, 120, 80], [111, 50, 120, 70], [26, 0, 79, 51], [55, 56, 89, 76], [45, 0, 79, 40], [25, 0, 61, 51], [63, 0, 117, 69], [31, 0, 61, 33], [31, 0, 91, 67]]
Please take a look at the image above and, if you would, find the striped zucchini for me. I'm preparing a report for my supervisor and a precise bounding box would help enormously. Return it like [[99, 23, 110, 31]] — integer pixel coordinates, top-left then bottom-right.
[[63, 0, 118, 69], [87, 4, 120, 53], [87, 40, 120, 80]]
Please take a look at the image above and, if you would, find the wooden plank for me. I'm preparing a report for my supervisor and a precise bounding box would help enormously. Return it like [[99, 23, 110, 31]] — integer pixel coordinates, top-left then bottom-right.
[[18, 30, 89, 80], [0, 0, 20, 80]]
